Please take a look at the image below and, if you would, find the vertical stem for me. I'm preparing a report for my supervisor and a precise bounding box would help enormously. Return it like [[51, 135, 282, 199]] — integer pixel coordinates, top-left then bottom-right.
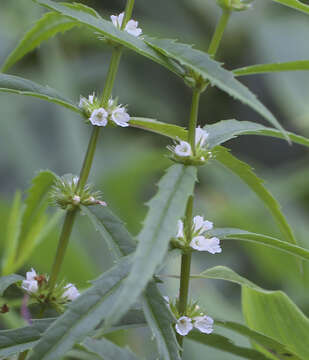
[[187, 90, 201, 155], [208, 9, 231, 57], [122, 0, 136, 30]]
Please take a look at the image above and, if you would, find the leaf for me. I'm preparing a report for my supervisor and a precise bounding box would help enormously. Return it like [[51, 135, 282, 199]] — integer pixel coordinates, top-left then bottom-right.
[[1, 12, 78, 73], [242, 286, 309, 360], [33, 0, 180, 75], [0, 274, 23, 296], [142, 282, 181, 360], [214, 146, 297, 245], [145, 37, 288, 140], [210, 228, 309, 262], [105, 164, 197, 328], [82, 337, 140, 360], [267, 0, 309, 15], [234, 61, 309, 77], [188, 331, 270, 360], [28, 256, 133, 360], [0, 73, 81, 113], [0, 319, 54, 358]]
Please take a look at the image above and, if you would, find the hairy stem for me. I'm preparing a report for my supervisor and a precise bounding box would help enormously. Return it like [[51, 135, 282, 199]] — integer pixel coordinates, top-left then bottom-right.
[[188, 89, 201, 155], [208, 9, 231, 57]]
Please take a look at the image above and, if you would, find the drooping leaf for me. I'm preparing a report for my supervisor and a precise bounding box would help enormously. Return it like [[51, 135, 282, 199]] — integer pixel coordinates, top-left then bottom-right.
[[0, 73, 81, 113], [267, 0, 309, 15], [145, 37, 288, 139], [214, 146, 297, 245], [28, 256, 133, 360], [234, 61, 309, 77], [82, 337, 140, 360], [0, 274, 24, 296], [142, 282, 181, 360], [1, 12, 78, 73], [242, 286, 309, 360], [188, 331, 270, 360], [105, 164, 197, 328]]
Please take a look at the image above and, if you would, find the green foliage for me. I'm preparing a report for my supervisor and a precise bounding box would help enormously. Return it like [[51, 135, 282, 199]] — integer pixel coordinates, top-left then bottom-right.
[[269, 0, 309, 14], [234, 61, 309, 76], [0, 274, 23, 296]]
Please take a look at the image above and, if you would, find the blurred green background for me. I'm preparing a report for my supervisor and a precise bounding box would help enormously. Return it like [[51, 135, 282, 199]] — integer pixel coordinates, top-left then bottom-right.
[[1, 0, 309, 359]]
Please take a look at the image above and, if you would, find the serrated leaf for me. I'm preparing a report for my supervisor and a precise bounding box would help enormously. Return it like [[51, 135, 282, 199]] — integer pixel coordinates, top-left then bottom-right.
[[214, 146, 297, 245], [0, 73, 81, 113], [234, 61, 309, 77], [242, 287, 309, 359], [0, 319, 55, 358], [1, 12, 78, 73], [82, 337, 140, 360], [188, 331, 270, 360], [268, 0, 309, 15], [0, 274, 24, 296], [142, 282, 181, 360], [28, 256, 133, 360], [145, 37, 288, 140], [210, 228, 309, 262], [105, 164, 197, 328]]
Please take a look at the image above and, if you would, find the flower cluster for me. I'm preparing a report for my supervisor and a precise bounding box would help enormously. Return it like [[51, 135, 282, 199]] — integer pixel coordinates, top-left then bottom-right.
[[168, 127, 212, 165], [21, 268, 80, 311], [49, 174, 106, 210], [172, 215, 222, 254], [165, 297, 214, 336], [111, 12, 142, 37], [216, 0, 253, 11], [79, 95, 130, 128]]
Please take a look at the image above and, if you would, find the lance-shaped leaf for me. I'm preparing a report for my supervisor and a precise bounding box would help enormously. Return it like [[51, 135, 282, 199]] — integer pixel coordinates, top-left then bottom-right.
[[0, 274, 24, 296], [145, 37, 287, 139], [234, 61, 309, 77], [214, 146, 297, 245], [0, 73, 80, 113], [242, 286, 309, 359], [268, 0, 309, 15], [82, 337, 140, 360], [28, 256, 133, 360], [104, 164, 197, 328]]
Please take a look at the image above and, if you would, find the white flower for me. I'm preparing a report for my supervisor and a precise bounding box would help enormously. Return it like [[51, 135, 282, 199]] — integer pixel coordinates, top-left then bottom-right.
[[111, 12, 142, 37], [72, 195, 81, 205], [174, 141, 192, 157], [25, 268, 37, 281], [22, 280, 38, 293], [190, 236, 222, 254], [192, 215, 213, 235], [175, 316, 193, 336], [176, 220, 184, 238], [195, 127, 209, 148], [62, 283, 80, 301], [89, 108, 108, 127], [193, 315, 214, 334], [79, 93, 95, 108], [110, 106, 130, 127]]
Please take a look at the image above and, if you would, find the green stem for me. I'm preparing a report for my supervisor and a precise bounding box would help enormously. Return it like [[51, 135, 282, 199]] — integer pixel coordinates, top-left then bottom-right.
[[208, 9, 231, 57], [187, 89, 201, 155], [122, 0, 136, 30]]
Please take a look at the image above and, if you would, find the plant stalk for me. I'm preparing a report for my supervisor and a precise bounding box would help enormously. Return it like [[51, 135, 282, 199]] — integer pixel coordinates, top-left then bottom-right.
[[208, 9, 231, 57], [188, 89, 201, 155]]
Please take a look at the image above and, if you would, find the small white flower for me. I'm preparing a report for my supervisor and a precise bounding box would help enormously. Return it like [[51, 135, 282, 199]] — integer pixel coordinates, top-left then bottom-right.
[[111, 12, 142, 37], [79, 94, 95, 108], [110, 106, 130, 127], [193, 315, 214, 334], [72, 195, 81, 205], [175, 316, 193, 336], [25, 268, 37, 281], [195, 126, 209, 148], [193, 215, 213, 235], [190, 236, 222, 254], [176, 220, 184, 238], [22, 280, 38, 294], [174, 141, 192, 157], [62, 283, 80, 301], [89, 108, 108, 127]]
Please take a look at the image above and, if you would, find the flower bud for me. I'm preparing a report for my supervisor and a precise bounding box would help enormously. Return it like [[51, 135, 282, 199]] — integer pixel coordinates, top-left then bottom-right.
[[216, 0, 254, 11]]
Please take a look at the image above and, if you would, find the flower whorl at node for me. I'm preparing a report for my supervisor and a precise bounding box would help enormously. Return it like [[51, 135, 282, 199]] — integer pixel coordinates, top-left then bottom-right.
[[172, 215, 222, 254], [79, 95, 130, 128], [164, 296, 214, 336], [216, 0, 254, 11], [49, 174, 106, 211], [111, 12, 142, 37], [168, 127, 212, 165]]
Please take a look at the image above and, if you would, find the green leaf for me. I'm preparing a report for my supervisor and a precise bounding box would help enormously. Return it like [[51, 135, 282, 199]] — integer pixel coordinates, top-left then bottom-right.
[[188, 331, 270, 360], [1, 12, 78, 73], [234, 61, 309, 77], [0, 274, 23, 296], [145, 37, 288, 140], [28, 256, 133, 360], [214, 146, 297, 245], [0, 319, 54, 358], [267, 0, 309, 15], [142, 282, 181, 360], [210, 228, 309, 262], [0, 73, 81, 113], [105, 164, 197, 328], [82, 337, 140, 360], [242, 286, 309, 360], [33, 0, 180, 76]]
